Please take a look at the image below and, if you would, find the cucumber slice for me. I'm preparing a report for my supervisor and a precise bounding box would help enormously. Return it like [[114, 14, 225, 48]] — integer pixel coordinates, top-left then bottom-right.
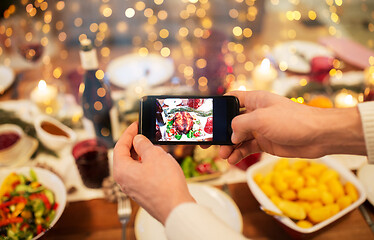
[[44, 189, 55, 204]]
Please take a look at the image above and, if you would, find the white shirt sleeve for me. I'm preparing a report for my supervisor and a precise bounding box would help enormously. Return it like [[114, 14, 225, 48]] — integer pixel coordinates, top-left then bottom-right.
[[358, 102, 374, 163], [165, 202, 249, 240]]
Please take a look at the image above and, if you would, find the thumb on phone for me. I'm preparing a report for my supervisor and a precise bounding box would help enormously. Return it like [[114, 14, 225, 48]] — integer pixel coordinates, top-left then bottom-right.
[[133, 134, 157, 161], [231, 114, 257, 144]]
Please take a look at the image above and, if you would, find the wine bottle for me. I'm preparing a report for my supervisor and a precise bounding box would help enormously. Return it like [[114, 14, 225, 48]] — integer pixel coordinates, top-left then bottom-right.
[[79, 39, 115, 147]]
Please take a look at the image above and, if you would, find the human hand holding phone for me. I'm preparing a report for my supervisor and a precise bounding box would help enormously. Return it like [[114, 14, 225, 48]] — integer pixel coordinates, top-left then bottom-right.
[[113, 122, 195, 224], [220, 90, 365, 164]]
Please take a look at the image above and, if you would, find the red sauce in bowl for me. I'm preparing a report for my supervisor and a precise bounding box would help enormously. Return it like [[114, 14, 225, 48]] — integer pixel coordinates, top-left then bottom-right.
[[0, 132, 20, 151]]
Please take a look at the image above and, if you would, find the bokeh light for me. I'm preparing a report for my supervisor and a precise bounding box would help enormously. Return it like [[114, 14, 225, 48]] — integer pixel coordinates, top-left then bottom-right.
[[125, 8, 135, 18]]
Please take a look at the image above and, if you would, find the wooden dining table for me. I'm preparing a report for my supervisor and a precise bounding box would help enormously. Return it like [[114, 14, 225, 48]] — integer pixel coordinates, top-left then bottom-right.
[[38, 182, 374, 240]]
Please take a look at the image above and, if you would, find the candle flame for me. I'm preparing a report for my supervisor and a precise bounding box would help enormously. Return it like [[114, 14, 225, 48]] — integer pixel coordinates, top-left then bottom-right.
[[260, 58, 271, 70], [38, 80, 47, 91], [343, 94, 353, 105], [238, 85, 247, 91], [335, 91, 358, 108]]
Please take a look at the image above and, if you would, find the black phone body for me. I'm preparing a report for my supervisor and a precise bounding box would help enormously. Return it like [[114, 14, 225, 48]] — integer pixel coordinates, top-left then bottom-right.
[[139, 95, 239, 145]]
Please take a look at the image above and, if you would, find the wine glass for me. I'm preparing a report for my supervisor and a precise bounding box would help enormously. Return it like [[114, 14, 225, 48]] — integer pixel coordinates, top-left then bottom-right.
[[13, 17, 44, 63], [7, 16, 46, 99]]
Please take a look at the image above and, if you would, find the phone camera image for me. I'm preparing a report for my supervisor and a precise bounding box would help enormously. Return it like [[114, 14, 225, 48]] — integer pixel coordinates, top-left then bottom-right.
[[139, 95, 239, 145], [156, 98, 213, 142]]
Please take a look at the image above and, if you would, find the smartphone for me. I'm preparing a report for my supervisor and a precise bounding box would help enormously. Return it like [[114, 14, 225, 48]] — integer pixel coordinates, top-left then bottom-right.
[[139, 95, 239, 145]]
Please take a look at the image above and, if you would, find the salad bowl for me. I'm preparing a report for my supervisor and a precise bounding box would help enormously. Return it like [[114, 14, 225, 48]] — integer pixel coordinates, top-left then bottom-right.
[[0, 167, 67, 239]]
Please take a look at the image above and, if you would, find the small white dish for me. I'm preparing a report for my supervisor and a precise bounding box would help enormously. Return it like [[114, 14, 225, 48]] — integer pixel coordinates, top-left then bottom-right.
[[0, 65, 15, 94], [135, 183, 243, 240], [0, 167, 67, 240], [0, 124, 38, 167], [329, 71, 365, 86], [357, 164, 374, 206], [272, 40, 334, 74], [246, 155, 366, 235], [34, 115, 77, 151]]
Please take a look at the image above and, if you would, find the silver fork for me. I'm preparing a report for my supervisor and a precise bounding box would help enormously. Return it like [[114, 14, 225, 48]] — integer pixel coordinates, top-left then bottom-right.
[[117, 193, 132, 240]]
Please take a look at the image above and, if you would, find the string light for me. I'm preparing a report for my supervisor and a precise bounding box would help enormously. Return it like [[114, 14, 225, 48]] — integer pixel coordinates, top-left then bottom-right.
[[56, 1, 65, 11], [135, 2, 146, 11], [308, 10, 317, 20], [160, 47, 171, 57], [125, 8, 135, 18]]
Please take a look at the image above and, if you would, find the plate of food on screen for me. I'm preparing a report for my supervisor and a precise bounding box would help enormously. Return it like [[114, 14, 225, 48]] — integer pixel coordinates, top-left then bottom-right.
[[156, 98, 213, 142]]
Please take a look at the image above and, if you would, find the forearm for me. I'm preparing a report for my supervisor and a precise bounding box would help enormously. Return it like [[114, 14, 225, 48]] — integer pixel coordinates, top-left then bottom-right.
[[315, 106, 366, 156]]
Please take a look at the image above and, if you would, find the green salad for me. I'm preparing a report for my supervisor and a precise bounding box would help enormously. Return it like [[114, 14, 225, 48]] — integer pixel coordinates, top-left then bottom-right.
[[0, 169, 58, 240]]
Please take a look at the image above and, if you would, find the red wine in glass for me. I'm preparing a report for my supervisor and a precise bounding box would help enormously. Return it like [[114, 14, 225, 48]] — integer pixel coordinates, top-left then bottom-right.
[[72, 139, 110, 189], [18, 43, 44, 62]]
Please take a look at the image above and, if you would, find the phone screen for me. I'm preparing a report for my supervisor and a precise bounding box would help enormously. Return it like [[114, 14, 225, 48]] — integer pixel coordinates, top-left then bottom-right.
[[139, 95, 239, 145], [156, 98, 213, 142]]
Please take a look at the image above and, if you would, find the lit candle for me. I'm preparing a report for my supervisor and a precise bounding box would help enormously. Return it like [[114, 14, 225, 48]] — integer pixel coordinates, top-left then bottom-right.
[[252, 58, 278, 91], [237, 85, 247, 91], [227, 79, 252, 92], [334, 90, 358, 108], [30, 80, 59, 114]]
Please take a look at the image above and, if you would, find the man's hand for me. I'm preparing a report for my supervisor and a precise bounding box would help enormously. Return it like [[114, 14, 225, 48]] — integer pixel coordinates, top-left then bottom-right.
[[113, 122, 195, 224], [220, 91, 365, 164]]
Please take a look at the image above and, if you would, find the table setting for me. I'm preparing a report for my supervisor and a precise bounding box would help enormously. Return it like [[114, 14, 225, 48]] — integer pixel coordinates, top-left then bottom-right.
[[1, 0, 374, 239]]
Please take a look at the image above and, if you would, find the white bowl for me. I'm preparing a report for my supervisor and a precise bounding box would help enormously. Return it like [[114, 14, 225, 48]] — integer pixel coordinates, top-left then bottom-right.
[[0, 167, 67, 240], [34, 115, 77, 151], [0, 124, 38, 166], [246, 155, 366, 235]]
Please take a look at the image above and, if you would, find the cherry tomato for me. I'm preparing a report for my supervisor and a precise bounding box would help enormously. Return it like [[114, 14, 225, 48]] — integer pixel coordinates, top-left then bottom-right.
[[37, 224, 44, 234], [196, 163, 213, 174], [204, 117, 213, 134], [187, 99, 204, 109]]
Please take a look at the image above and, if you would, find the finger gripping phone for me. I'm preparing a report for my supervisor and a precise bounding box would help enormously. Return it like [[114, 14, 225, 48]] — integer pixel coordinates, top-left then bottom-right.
[[139, 95, 239, 145]]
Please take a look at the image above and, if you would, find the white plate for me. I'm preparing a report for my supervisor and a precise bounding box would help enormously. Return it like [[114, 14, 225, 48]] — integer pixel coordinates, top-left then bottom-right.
[[357, 164, 374, 206], [134, 183, 243, 240], [329, 71, 365, 86], [246, 155, 366, 234], [0, 167, 67, 240], [0, 65, 15, 94], [106, 53, 175, 89], [272, 41, 334, 74]]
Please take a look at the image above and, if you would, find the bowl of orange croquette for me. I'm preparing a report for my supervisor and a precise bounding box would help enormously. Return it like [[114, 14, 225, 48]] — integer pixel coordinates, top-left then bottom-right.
[[246, 155, 366, 235]]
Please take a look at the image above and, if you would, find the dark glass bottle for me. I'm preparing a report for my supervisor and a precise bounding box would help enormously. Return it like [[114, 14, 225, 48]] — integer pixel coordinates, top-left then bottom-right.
[[79, 39, 114, 147]]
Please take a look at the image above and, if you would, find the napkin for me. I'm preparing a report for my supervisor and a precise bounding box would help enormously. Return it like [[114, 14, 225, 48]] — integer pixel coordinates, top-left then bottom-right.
[[319, 37, 374, 69]]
